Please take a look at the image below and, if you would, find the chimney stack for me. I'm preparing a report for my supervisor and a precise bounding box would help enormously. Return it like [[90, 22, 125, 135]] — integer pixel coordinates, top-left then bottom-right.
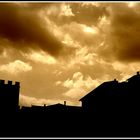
[[64, 101, 66, 106], [114, 79, 118, 82], [137, 71, 139, 75]]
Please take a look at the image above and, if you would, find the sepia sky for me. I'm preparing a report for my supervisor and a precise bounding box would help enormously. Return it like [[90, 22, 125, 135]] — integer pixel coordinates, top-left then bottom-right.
[[0, 2, 140, 107]]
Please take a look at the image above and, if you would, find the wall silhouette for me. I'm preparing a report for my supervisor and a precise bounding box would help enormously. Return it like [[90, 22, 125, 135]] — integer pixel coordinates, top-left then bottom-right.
[[0, 80, 20, 112]]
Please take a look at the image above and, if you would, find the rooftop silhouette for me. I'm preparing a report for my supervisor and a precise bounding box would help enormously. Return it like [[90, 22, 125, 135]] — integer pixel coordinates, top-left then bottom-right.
[[1, 72, 140, 137], [79, 71, 140, 115]]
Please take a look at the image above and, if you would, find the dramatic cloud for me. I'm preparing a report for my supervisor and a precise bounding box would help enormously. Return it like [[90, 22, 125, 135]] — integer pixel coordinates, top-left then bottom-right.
[[0, 2, 140, 107], [100, 3, 140, 62], [0, 3, 66, 56], [60, 22, 101, 48], [70, 3, 108, 26], [64, 89, 85, 100], [0, 60, 32, 74], [56, 72, 99, 100], [24, 50, 57, 64]]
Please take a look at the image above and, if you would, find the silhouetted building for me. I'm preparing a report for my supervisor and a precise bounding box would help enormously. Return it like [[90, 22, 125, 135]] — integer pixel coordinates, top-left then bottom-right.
[[79, 79, 119, 113], [79, 71, 140, 115], [126, 71, 140, 113], [0, 80, 20, 112]]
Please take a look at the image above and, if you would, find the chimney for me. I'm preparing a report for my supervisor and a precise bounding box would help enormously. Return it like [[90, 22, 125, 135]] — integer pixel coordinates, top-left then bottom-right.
[[44, 104, 46, 107], [137, 71, 139, 75], [64, 101, 66, 106]]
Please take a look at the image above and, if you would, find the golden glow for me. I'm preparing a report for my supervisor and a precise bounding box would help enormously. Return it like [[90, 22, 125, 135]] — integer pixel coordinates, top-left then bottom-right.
[[0, 60, 32, 74], [60, 4, 74, 16], [128, 2, 136, 8], [25, 51, 56, 64], [83, 25, 98, 34]]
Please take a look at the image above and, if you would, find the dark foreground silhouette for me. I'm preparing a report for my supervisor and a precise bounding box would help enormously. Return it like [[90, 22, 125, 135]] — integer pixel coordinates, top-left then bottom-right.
[[1, 72, 140, 137]]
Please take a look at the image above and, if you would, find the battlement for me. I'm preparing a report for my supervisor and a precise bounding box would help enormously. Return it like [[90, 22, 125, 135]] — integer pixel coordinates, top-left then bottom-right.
[[0, 79, 20, 111], [0, 80, 20, 86], [15, 82, 20, 86], [0, 80, 5, 84], [8, 80, 12, 85]]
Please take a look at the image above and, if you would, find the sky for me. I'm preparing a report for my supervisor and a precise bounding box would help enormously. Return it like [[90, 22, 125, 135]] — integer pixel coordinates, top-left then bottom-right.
[[0, 2, 140, 107]]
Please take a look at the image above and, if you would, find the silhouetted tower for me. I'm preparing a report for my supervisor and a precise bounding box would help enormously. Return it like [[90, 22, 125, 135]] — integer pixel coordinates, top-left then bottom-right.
[[0, 80, 20, 112]]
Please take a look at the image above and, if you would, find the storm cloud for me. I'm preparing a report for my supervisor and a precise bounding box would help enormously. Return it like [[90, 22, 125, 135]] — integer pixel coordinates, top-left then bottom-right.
[[70, 3, 108, 26], [0, 3, 65, 56], [102, 3, 140, 62], [1, 2, 140, 107]]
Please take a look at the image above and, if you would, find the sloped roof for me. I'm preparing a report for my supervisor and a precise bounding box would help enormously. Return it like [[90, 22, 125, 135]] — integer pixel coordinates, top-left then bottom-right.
[[79, 80, 119, 101], [127, 72, 140, 82]]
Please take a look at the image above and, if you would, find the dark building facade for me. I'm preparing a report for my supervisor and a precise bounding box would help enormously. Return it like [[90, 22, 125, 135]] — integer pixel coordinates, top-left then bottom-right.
[[79, 79, 120, 114], [0, 80, 20, 112], [79, 72, 140, 115]]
